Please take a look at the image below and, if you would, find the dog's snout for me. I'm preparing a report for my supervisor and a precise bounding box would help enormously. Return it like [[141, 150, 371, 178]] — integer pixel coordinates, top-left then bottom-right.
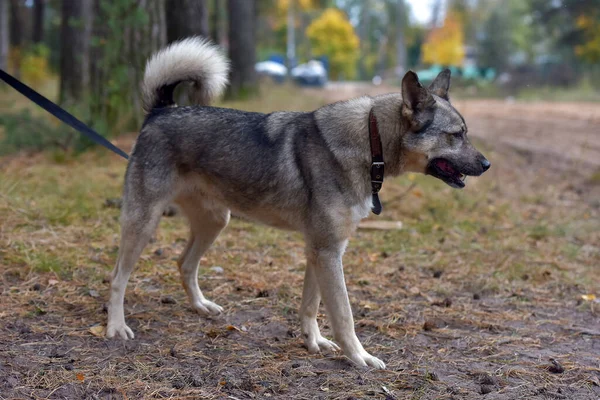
[[480, 158, 491, 172]]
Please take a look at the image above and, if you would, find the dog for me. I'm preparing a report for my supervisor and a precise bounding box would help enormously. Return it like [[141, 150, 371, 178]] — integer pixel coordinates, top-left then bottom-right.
[[106, 37, 490, 369]]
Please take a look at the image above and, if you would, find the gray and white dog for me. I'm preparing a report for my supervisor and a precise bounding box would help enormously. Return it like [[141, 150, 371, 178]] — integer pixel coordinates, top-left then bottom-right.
[[106, 37, 490, 369]]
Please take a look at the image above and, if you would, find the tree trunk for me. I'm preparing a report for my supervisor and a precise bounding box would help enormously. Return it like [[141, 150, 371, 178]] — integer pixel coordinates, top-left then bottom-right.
[[0, 0, 8, 71], [226, 0, 257, 99], [128, 0, 166, 121], [358, 0, 369, 80], [286, 0, 295, 68], [8, 0, 21, 47], [395, 0, 406, 78], [32, 0, 44, 43], [211, 0, 226, 47], [8, 0, 22, 76], [166, 0, 208, 43], [59, 0, 93, 106]]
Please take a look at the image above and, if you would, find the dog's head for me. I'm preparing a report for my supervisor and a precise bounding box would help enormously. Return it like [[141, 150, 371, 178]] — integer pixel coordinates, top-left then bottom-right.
[[399, 70, 490, 188]]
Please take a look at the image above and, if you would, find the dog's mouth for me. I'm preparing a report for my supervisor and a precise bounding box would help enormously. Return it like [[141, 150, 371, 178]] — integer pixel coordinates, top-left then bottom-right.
[[426, 158, 468, 189]]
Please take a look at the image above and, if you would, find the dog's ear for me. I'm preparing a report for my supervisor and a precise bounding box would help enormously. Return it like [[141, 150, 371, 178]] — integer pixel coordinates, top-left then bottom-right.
[[428, 69, 451, 100], [402, 71, 434, 111]]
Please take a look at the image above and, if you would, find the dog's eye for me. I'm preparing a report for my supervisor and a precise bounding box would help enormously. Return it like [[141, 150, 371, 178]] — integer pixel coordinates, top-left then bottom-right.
[[451, 131, 463, 139]]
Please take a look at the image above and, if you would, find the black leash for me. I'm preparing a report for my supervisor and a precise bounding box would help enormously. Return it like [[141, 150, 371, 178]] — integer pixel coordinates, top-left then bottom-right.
[[0, 69, 129, 160]]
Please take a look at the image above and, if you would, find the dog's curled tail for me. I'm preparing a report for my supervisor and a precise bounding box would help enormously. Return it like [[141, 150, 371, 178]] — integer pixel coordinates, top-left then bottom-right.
[[141, 37, 229, 113]]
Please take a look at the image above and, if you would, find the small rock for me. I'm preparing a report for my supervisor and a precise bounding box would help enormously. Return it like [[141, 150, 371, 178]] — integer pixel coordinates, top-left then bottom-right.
[[432, 297, 452, 307], [433, 270, 443, 278], [88, 289, 100, 298], [104, 198, 122, 209], [291, 362, 301, 369], [423, 318, 446, 331], [426, 371, 439, 381], [474, 372, 497, 385], [548, 359, 565, 374], [210, 266, 224, 274], [154, 248, 163, 256], [5, 376, 18, 388], [172, 379, 185, 389], [480, 384, 493, 394], [257, 289, 271, 298], [32, 283, 43, 291], [473, 293, 481, 300], [161, 296, 177, 304], [187, 373, 203, 387], [163, 205, 178, 217]]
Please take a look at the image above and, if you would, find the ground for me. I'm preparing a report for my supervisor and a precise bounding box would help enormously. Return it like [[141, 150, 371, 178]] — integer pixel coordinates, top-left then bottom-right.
[[1, 84, 599, 399]]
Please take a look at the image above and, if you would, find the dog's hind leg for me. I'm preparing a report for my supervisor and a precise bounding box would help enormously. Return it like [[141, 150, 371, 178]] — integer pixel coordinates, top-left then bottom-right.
[[300, 252, 341, 354], [176, 197, 229, 315], [106, 198, 167, 340]]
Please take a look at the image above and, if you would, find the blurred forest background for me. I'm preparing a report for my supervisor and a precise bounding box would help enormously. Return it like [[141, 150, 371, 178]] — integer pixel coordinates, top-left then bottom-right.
[[1, 0, 600, 154]]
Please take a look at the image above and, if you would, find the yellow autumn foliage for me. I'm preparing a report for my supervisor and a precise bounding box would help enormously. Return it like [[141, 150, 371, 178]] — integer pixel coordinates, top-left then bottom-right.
[[306, 8, 359, 80], [277, 0, 317, 13], [422, 12, 465, 67], [8, 45, 52, 88], [575, 14, 600, 63]]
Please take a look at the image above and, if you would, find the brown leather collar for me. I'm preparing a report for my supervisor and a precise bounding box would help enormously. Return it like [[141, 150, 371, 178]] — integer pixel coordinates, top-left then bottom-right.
[[368, 109, 384, 215]]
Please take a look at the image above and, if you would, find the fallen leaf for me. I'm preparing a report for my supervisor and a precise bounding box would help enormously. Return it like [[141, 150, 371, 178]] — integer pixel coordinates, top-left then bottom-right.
[[48, 279, 59, 286], [89, 325, 106, 337], [226, 325, 241, 331], [76, 373, 85, 382], [368, 253, 379, 262], [582, 294, 596, 302]]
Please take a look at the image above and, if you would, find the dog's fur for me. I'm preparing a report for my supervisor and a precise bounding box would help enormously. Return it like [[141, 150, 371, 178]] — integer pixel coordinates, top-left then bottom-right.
[[106, 37, 490, 369]]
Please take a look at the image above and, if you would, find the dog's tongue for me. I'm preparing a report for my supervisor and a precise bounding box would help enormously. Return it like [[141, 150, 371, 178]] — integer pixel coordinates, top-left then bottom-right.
[[436, 159, 455, 175]]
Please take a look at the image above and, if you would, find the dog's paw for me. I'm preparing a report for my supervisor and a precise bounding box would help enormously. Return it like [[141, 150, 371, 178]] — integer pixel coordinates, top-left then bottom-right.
[[106, 322, 135, 340], [192, 299, 223, 316], [305, 334, 340, 354], [345, 351, 386, 369]]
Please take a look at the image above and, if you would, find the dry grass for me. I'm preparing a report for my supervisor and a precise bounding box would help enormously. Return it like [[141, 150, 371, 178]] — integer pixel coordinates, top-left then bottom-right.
[[1, 86, 599, 399]]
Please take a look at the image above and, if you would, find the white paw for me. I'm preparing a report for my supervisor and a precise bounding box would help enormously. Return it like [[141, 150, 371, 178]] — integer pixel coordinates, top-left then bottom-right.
[[192, 299, 224, 316], [304, 334, 341, 354], [106, 322, 135, 340], [345, 350, 386, 369]]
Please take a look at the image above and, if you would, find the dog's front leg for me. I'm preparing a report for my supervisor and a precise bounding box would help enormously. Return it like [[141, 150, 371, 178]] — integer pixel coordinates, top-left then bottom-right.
[[307, 242, 386, 369]]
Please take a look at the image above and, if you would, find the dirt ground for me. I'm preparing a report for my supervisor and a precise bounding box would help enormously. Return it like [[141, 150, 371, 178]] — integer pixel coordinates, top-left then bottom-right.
[[1, 86, 599, 399]]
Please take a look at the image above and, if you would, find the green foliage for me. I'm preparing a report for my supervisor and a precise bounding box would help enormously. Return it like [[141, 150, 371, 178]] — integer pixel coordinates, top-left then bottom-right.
[[0, 110, 70, 156], [477, 5, 512, 70]]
